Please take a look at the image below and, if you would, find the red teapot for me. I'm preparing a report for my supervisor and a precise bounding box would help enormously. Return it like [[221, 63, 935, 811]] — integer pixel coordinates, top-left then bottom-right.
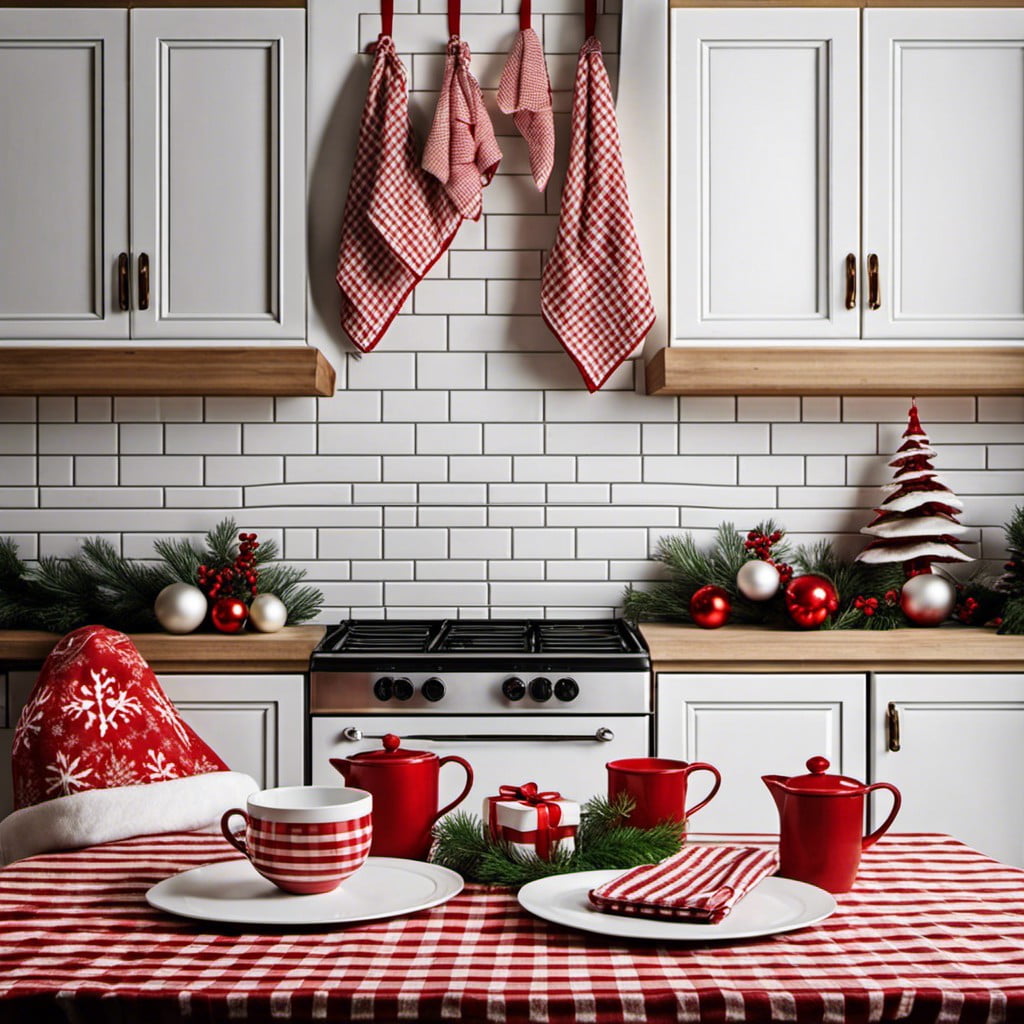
[[330, 734, 473, 861], [762, 756, 901, 893]]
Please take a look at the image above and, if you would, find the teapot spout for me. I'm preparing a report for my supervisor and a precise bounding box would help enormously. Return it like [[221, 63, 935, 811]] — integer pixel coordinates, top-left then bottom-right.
[[329, 757, 350, 782], [761, 775, 788, 816]]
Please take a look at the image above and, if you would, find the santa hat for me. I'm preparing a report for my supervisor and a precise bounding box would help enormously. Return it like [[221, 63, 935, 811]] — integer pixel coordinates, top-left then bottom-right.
[[0, 626, 258, 865]]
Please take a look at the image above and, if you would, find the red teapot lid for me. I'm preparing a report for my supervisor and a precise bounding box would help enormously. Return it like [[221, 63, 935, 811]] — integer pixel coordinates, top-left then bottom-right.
[[782, 756, 866, 794], [347, 734, 436, 764]]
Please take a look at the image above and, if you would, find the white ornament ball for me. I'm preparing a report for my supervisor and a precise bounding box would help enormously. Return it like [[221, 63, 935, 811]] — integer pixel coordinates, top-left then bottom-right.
[[154, 583, 208, 634], [249, 593, 288, 633], [736, 559, 782, 601], [900, 573, 956, 627]]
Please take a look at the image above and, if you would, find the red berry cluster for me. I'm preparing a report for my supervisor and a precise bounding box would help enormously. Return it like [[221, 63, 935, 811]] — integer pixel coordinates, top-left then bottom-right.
[[743, 529, 794, 584], [197, 532, 261, 601], [955, 596, 979, 624], [853, 595, 879, 616]]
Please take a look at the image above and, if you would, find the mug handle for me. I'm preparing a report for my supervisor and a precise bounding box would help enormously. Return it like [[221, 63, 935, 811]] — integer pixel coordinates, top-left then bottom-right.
[[220, 808, 250, 857], [683, 762, 722, 820], [433, 756, 474, 822], [861, 782, 902, 850]]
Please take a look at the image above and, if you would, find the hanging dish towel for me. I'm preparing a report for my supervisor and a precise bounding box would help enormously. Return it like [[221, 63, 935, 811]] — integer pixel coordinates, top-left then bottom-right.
[[337, 5, 461, 352], [588, 845, 779, 924], [497, 0, 554, 191], [540, 2, 656, 392], [423, 2, 502, 220]]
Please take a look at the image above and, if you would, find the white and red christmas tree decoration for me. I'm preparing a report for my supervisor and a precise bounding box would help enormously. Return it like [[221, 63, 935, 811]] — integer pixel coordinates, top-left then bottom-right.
[[856, 401, 972, 575]]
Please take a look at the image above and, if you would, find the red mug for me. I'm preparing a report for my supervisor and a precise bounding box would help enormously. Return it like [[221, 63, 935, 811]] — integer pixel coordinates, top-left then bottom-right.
[[220, 785, 372, 895], [607, 757, 722, 830]]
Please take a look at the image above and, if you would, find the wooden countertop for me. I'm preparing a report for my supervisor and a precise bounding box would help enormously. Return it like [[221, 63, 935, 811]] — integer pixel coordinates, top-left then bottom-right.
[[639, 623, 1024, 672], [0, 626, 324, 673]]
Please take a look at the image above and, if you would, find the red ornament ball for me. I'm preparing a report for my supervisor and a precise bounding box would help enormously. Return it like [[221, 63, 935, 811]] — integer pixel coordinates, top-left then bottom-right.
[[785, 574, 839, 629], [689, 585, 732, 629], [210, 596, 248, 634]]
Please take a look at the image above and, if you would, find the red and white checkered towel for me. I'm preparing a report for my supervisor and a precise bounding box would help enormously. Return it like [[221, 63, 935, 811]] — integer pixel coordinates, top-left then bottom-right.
[[497, 5, 554, 192], [423, 37, 502, 221], [588, 845, 779, 924], [337, 35, 461, 352], [540, 36, 656, 392]]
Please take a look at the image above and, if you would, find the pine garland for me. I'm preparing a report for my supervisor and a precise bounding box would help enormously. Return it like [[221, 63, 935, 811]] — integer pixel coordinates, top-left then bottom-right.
[[0, 518, 323, 633], [430, 795, 685, 887], [997, 506, 1024, 634]]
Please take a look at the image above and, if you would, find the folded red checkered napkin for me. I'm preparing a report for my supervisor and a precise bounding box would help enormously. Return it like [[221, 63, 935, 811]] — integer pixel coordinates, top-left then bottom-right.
[[423, 38, 502, 221], [336, 35, 461, 352], [540, 36, 656, 392], [588, 845, 779, 924], [497, 25, 554, 192]]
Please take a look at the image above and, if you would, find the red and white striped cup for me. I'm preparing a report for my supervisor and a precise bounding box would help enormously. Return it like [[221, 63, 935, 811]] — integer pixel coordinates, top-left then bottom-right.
[[221, 786, 373, 895]]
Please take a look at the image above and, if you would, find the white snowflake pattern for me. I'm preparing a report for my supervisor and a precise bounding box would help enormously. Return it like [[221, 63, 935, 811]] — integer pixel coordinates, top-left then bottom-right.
[[12, 689, 51, 757], [104, 753, 142, 788], [62, 667, 143, 737], [150, 693, 190, 746], [45, 750, 94, 796], [143, 749, 180, 782]]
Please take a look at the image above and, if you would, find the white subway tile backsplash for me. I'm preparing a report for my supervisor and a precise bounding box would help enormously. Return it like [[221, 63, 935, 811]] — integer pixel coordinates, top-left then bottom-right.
[[383, 391, 449, 423], [579, 456, 641, 483], [449, 315, 561, 352], [418, 423, 483, 454], [485, 423, 543, 454], [771, 423, 876, 455], [206, 456, 284, 486], [244, 423, 317, 455], [547, 483, 610, 503], [288, 456, 381, 483], [978, 397, 1024, 422], [320, 529, 382, 560], [276, 398, 319, 423], [419, 483, 489, 505], [385, 528, 447, 559], [737, 397, 800, 422], [118, 424, 164, 455], [0, 456, 36, 486], [206, 397, 274, 423], [348, 352, 417, 390], [449, 250, 540, 279], [450, 528, 512, 559], [738, 456, 803, 486], [120, 456, 203, 487], [514, 528, 575, 559], [318, 392, 383, 423], [41, 487, 162, 508], [417, 353, 486, 391], [547, 559, 609, 580], [547, 423, 640, 455], [449, 456, 513, 482], [451, 390, 543, 421], [0, 398, 36, 422], [419, 506, 488, 527], [245, 483, 353, 507], [37, 457, 72, 486], [417, 559, 489, 580], [76, 397, 111, 423], [414, 280, 487, 315], [74, 457, 118, 487], [165, 423, 241, 455], [384, 456, 448, 482], [354, 483, 418, 505], [989, 446, 1024, 470], [38, 397, 75, 422], [679, 423, 769, 455], [166, 487, 243, 509], [39, 424, 115, 455], [577, 528, 647, 559], [643, 456, 735, 485], [321, 423, 416, 455], [352, 560, 414, 581]]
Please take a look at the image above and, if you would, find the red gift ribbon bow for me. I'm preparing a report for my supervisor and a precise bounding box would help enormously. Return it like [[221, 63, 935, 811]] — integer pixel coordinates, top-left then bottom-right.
[[489, 783, 566, 859]]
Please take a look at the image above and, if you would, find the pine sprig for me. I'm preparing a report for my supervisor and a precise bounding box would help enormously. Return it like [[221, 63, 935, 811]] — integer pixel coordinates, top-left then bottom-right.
[[430, 794, 686, 888]]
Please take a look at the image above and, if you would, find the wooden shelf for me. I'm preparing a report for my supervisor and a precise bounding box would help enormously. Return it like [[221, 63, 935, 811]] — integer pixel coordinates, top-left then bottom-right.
[[645, 346, 1024, 396], [0, 625, 324, 673], [0, 347, 337, 397], [640, 622, 1024, 673]]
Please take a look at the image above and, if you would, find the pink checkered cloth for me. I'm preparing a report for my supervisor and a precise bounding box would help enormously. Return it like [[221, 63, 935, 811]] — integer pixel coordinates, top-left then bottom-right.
[[336, 35, 461, 352], [422, 38, 502, 221], [540, 36, 656, 393], [497, 22, 554, 191], [589, 845, 779, 923]]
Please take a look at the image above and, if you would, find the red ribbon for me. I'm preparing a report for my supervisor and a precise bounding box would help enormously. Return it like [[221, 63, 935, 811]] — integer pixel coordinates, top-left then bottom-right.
[[449, 0, 460, 39], [488, 783, 565, 860], [585, 0, 596, 41], [381, 0, 393, 38], [520, 0, 532, 32]]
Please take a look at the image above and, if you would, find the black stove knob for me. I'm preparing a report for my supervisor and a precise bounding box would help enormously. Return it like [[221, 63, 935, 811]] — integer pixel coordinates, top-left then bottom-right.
[[529, 677, 553, 703], [373, 677, 394, 701], [422, 677, 446, 703], [392, 677, 414, 701], [554, 677, 579, 702], [502, 676, 526, 701]]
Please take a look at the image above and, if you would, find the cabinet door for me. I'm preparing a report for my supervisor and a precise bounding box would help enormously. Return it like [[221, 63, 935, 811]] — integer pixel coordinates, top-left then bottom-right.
[[0, 10, 128, 340], [130, 9, 306, 341], [671, 9, 860, 340], [657, 673, 866, 833], [0, 671, 40, 819], [162, 674, 304, 790], [864, 10, 1024, 339], [872, 673, 1024, 867]]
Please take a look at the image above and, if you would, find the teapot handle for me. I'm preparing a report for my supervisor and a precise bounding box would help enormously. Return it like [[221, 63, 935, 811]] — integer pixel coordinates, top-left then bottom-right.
[[861, 782, 902, 850], [434, 755, 474, 822]]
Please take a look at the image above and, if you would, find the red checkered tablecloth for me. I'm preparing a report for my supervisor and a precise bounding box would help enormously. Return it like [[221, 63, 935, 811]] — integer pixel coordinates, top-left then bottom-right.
[[1, 832, 1023, 1023]]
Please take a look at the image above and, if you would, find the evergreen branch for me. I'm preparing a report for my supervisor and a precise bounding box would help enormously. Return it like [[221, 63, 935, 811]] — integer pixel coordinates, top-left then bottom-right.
[[999, 596, 1024, 635], [152, 536, 204, 584], [203, 518, 241, 565]]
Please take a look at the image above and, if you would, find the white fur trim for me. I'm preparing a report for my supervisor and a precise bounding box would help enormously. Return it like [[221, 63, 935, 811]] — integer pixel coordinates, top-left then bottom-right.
[[0, 771, 258, 866]]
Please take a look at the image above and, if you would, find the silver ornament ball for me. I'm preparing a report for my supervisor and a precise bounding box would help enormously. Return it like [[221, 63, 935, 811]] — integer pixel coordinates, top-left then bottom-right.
[[900, 573, 956, 627], [249, 593, 288, 633], [154, 582, 208, 634], [736, 559, 781, 601]]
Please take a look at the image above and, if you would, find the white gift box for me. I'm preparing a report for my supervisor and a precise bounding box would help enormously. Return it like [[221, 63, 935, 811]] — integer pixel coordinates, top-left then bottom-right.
[[483, 789, 580, 860]]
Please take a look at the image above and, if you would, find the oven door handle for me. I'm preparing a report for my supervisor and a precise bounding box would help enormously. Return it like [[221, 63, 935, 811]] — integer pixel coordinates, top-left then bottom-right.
[[340, 727, 615, 744]]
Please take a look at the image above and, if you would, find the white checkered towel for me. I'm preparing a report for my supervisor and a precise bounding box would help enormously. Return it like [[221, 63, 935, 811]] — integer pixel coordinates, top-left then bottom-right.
[[540, 36, 656, 392], [337, 36, 461, 352], [497, 19, 554, 192], [588, 845, 779, 923], [423, 38, 502, 221]]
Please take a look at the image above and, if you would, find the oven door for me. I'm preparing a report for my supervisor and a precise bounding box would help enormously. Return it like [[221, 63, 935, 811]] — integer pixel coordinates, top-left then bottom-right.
[[311, 715, 650, 811]]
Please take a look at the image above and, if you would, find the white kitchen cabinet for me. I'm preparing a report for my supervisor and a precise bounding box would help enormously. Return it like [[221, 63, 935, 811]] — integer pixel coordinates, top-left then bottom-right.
[[863, 10, 1024, 339], [656, 673, 867, 834], [670, 9, 860, 340], [871, 673, 1024, 868], [0, 7, 305, 345], [0, 671, 304, 820]]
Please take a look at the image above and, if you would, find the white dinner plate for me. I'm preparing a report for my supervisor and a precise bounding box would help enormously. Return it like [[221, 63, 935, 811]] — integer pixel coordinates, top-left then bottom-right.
[[147, 856, 463, 926], [518, 870, 836, 942]]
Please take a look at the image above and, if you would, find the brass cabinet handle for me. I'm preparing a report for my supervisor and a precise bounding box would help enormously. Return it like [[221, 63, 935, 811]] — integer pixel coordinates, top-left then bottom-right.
[[117, 252, 129, 311], [138, 252, 150, 311], [845, 253, 857, 310], [886, 701, 901, 752], [867, 253, 881, 310]]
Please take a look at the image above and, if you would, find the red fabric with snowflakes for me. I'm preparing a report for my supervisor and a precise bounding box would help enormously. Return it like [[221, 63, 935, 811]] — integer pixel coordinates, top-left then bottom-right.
[[12, 626, 228, 811]]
